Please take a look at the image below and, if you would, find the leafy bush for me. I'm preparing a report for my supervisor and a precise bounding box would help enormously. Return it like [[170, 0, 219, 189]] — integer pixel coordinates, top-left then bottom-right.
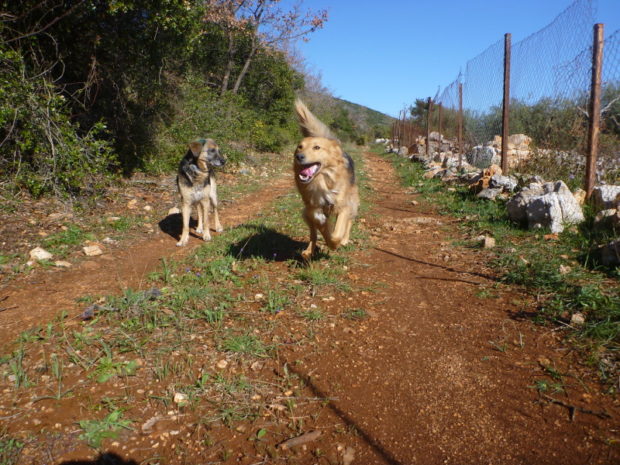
[[145, 77, 253, 173], [0, 45, 116, 198]]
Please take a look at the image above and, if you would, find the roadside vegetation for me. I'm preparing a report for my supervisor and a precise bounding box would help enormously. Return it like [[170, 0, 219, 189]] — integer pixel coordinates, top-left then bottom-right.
[[0, 148, 374, 463], [0, 1, 392, 201], [381, 146, 620, 390]]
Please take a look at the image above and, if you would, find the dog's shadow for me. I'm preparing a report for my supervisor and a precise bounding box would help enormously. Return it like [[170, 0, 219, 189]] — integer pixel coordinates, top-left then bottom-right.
[[226, 225, 316, 262], [158, 212, 203, 241], [160, 215, 328, 263], [59, 452, 137, 465]]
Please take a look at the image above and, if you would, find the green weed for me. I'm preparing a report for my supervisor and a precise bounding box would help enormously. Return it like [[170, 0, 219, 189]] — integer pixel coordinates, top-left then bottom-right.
[[262, 290, 289, 314], [220, 334, 268, 357], [342, 308, 368, 320], [0, 435, 24, 465], [78, 408, 132, 449], [43, 224, 95, 257]]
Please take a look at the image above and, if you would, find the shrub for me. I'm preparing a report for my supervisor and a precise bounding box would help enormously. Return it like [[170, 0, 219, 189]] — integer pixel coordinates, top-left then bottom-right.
[[0, 46, 116, 198]]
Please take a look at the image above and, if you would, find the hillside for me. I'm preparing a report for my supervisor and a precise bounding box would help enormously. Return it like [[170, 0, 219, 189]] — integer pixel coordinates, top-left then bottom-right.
[[335, 97, 395, 134]]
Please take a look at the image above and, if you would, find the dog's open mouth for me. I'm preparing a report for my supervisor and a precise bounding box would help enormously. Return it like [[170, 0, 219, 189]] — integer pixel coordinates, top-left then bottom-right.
[[298, 163, 321, 183]]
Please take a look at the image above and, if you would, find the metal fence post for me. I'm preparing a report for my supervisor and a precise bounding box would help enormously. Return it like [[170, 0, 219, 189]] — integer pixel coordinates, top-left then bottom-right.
[[458, 82, 463, 168], [586, 23, 604, 200], [426, 97, 433, 157], [501, 33, 511, 173]]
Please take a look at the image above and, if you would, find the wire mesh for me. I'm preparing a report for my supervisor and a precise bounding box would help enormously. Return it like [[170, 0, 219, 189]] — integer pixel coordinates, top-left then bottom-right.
[[462, 38, 504, 147], [601, 28, 620, 180], [430, 0, 620, 183], [509, 0, 594, 181], [435, 73, 461, 142]]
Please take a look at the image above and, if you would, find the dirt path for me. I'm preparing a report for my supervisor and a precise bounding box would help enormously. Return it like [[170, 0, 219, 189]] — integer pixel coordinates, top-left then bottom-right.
[[283, 151, 620, 464], [0, 175, 293, 341], [1, 151, 618, 465]]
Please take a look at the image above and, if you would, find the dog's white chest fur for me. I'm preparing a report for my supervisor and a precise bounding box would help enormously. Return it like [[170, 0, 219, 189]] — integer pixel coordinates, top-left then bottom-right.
[[191, 186, 207, 203]]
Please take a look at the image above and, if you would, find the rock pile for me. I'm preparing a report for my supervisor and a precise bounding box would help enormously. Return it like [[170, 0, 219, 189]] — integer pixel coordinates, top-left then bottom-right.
[[466, 134, 532, 169]]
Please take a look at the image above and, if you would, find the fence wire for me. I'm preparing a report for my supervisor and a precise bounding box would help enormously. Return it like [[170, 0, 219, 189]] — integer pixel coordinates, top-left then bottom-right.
[[435, 74, 461, 142], [433, 0, 620, 184], [601, 29, 620, 179], [462, 38, 504, 146]]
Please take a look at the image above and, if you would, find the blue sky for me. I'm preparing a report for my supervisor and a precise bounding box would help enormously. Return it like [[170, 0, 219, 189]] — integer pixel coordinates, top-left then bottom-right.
[[294, 0, 620, 117]]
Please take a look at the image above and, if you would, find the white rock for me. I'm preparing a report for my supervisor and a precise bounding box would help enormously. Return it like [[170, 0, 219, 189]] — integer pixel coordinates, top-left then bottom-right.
[[477, 236, 496, 248], [508, 134, 532, 147], [466, 145, 500, 169], [143, 205, 153, 212], [83, 245, 103, 257], [573, 189, 586, 206], [489, 174, 518, 192], [509, 181, 584, 233], [507, 183, 545, 224], [591, 185, 620, 212], [54, 260, 72, 268], [216, 360, 228, 369], [559, 264, 571, 275], [173, 392, 188, 406], [29, 247, 53, 261], [570, 312, 585, 326]]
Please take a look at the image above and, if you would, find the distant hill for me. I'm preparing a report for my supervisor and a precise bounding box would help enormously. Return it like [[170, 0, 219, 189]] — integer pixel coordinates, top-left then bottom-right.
[[297, 91, 394, 142], [334, 98, 395, 136]]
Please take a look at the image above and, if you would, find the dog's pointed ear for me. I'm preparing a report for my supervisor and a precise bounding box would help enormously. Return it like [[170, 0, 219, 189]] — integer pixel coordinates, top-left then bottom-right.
[[189, 141, 203, 157]]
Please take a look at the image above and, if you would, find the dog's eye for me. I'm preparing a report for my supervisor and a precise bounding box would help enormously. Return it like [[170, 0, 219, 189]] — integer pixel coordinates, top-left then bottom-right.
[[297, 145, 303, 150], [313, 145, 320, 150]]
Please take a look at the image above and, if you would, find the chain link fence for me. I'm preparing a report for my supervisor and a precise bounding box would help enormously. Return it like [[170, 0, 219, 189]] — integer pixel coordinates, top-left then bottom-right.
[[433, 0, 619, 185]]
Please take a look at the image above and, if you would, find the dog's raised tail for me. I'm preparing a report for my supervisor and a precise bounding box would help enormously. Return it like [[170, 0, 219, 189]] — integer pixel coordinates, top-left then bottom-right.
[[295, 99, 336, 139]]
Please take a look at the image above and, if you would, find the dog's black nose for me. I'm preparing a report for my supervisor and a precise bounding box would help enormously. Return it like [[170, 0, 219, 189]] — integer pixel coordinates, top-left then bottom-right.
[[295, 153, 305, 163]]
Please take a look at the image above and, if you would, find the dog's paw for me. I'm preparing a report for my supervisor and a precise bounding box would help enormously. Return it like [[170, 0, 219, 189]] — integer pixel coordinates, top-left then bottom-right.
[[176, 239, 188, 247], [215, 225, 224, 233], [202, 234, 212, 242], [195, 227, 203, 234], [301, 249, 313, 261]]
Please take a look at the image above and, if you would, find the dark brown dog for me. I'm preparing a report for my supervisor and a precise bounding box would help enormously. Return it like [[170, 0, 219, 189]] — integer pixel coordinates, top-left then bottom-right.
[[176, 138, 225, 246]]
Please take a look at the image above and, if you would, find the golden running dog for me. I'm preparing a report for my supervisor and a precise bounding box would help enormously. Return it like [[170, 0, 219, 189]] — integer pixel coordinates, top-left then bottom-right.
[[176, 138, 226, 246], [293, 99, 359, 260]]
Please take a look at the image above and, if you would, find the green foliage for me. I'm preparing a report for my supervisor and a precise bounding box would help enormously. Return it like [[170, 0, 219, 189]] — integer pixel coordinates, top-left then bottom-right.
[[78, 409, 132, 449], [147, 79, 253, 173], [0, 0, 306, 190], [0, 435, 23, 465], [386, 149, 620, 382], [43, 224, 95, 257], [0, 44, 117, 198]]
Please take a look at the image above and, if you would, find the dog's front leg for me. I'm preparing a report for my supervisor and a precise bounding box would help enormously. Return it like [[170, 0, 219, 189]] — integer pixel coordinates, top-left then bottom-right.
[[302, 209, 319, 260], [209, 181, 223, 232], [341, 217, 354, 246], [199, 199, 212, 241], [177, 203, 192, 246], [196, 200, 204, 235], [321, 208, 352, 250]]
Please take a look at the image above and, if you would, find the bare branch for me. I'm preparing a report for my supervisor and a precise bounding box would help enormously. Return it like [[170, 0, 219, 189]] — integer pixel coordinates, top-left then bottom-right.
[[6, 0, 85, 44]]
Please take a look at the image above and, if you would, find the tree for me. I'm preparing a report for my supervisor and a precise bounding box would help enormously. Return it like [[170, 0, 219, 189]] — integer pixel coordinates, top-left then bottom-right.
[[203, 0, 327, 95]]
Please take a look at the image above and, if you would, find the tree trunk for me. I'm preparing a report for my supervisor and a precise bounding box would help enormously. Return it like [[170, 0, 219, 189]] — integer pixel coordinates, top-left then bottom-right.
[[233, 47, 257, 94], [220, 29, 236, 96]]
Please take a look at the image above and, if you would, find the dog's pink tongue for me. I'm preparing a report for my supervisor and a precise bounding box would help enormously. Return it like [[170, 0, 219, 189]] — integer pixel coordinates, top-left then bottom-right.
[[300, 165, 317, 177]]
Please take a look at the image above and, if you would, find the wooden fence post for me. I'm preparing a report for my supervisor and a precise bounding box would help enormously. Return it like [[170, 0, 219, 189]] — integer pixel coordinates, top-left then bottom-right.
[[501, 33, 511, 173], [586, 23, 604, 199], [458, 82, 463, 168], [426, 97, 433, 157], [438, 103, 443, 149]]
